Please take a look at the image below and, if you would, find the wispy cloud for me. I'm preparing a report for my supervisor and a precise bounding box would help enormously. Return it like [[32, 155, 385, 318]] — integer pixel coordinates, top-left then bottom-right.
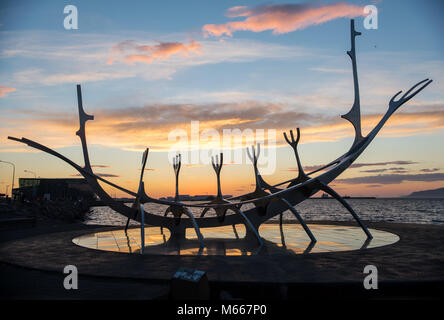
[[420, 168, 440, 173], [351, 161, 419, 168], [301, 161, 419, 173], [108, 40, 202, 65], [71, 173, 119, 178], [310, 67, 349, 74], [43, 72, 134, 85], [203, 2, 366, 37], [11, 68, 134, 86], [360, 167, 407, 173], [2, 31, 313, 86], [336, 173, 444, 185]]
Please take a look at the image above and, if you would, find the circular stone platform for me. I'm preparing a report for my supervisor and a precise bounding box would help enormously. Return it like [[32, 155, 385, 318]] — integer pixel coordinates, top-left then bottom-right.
[[72, 224, 399, 256], [1, 221, 443, 284]]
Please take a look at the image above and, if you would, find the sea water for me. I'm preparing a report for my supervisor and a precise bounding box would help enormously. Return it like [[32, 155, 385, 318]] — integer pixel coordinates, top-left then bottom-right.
[[84, 198, 444, 226]]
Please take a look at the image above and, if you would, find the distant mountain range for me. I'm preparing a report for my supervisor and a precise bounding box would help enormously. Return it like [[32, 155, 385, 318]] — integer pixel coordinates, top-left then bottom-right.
[[404, 187, 444, 198]]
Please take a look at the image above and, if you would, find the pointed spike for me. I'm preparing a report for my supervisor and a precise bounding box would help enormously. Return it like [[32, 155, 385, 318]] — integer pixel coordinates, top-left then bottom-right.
[[390, 90, 403, 104], [401, 79, 433, 106], [177, 154, 181, 171], [211, 156, 217, 171], [283, 132, 291, 145], [142, 148, 148, 166], [246, 146, 253, 162], [289, 130, 294, 142], [402, 78, 429, 99]]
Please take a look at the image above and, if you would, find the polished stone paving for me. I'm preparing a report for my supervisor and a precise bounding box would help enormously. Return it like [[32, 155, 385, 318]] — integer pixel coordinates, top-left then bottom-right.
[[72, 223, 399, 256]]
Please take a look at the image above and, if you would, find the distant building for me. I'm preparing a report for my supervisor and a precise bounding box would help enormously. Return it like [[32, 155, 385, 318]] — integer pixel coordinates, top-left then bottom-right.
[[193, 195, 211, 201], [13, 178, 96, 202]]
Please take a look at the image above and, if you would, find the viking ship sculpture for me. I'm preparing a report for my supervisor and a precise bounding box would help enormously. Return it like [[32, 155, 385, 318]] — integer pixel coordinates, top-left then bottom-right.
[[9, 20, 432, 252]]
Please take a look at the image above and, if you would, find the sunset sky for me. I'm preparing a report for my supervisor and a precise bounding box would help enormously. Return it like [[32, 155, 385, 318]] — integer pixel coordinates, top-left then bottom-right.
[[0, 0, 443, 198]]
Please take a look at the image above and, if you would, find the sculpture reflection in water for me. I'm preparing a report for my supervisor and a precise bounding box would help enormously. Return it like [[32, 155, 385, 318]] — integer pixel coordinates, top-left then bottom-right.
[[11, 20, 431, 255], [72, 223, 400, 256]]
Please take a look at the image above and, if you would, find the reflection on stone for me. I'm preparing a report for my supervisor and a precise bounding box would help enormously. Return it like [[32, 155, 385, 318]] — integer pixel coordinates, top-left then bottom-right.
[[73, 224, 399, 256]]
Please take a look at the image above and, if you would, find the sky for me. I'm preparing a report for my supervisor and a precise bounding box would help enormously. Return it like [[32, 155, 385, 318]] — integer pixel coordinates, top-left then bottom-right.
[[0, 0, 443, 198]]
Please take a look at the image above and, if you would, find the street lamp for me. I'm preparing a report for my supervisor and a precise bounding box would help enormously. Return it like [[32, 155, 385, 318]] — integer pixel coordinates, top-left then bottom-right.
[[0, 160, 15, 197], [24, 169, 37, 178]]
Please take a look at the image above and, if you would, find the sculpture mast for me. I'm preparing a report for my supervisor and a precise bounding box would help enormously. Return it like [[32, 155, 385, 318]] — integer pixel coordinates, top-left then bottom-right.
[[76, 85, 94, 172], [341, 19, 364, 149]]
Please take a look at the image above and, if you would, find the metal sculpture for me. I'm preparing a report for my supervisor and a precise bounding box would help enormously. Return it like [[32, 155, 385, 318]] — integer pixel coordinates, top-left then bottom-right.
[[8, 20, 432, 252]]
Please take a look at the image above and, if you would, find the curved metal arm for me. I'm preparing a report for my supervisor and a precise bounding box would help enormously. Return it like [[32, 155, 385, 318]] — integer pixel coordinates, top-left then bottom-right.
[[183, 207, 204, 249], [279, 197, 316, 242], [125, 147, 149, 229], [232, 206, 263, 247], [317, 182, 372, 239]]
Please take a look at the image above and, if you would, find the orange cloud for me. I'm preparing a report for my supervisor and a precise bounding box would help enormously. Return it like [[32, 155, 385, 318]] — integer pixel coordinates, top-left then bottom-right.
[[0, 86, 16, 97], [3, 101, 444, 154], [108, 40, 202, 65], [203, 3, 366, 37], [124, 54, 154, 65]]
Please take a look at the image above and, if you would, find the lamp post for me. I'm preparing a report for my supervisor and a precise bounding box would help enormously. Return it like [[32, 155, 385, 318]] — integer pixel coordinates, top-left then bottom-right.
[[24, 169, 37, 178], [0, 160, 15, 197]]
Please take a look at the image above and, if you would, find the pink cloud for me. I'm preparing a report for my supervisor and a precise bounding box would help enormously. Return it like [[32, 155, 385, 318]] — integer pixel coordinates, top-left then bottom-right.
[[203, 2, 366, 37], [226, 6, 251, 17], [108, 40, 202, 65], [124, 54, 154, 65], [0, 86, 16, 97]]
